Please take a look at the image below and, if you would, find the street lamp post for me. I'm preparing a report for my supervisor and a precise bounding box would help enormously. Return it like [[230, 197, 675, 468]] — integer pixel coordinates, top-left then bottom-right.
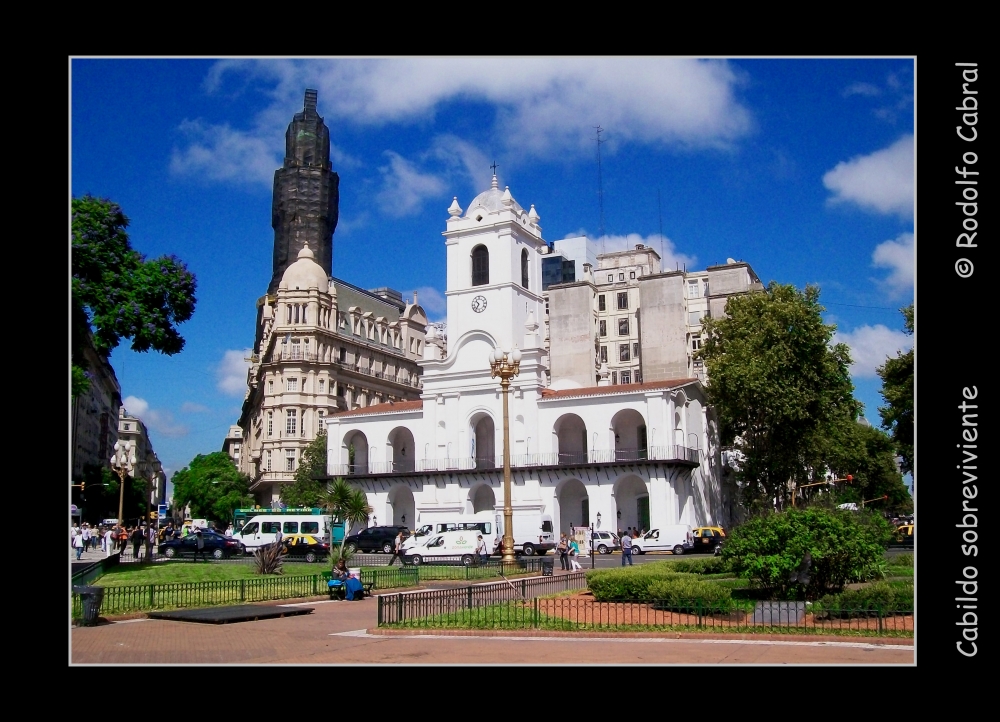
[[489, 345, 521, 565], [111, 440, 135, 526]]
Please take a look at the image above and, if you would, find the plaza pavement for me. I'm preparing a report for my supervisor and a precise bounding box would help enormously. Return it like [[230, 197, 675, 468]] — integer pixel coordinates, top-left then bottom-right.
[[71, 589, 914, 665]]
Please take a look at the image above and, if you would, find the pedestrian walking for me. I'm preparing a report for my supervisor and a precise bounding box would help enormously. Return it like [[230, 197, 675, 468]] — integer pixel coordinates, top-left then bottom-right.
[[118, 525, 128, 554], [104, 527, 115, 557], [476, 533, 490, 566], [146, 524, 156, 561], [81, 524, 92, 552], [569, 538, 582, 571], [193, 528, 206, 561], [386, 530, 404, 567], [620, 532, 634, 566], [225, 524, 234, 538], [557, 533, 569, 571], [131, 526, 143, 560], [74, 529, 85, 560]]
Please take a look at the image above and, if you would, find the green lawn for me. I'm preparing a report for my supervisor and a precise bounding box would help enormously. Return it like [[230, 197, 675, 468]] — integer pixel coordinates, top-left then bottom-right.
[[93, 561, 330, 586]]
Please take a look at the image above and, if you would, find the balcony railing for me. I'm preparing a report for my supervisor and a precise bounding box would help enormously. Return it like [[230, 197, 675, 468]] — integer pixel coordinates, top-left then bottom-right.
[[329, 445, 700, 476]]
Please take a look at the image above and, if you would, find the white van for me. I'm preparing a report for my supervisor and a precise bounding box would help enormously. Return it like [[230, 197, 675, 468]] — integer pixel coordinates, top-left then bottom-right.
[[401, 512, 497, 552], [495, 511, 556, 556], [233, 514, 332, 553], [630, 525, 694, 555], [403, 530, 485, 566]]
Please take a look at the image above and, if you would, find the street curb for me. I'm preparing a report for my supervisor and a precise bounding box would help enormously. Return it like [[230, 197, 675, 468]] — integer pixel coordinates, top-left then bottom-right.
[[365, 627, 914, 645]]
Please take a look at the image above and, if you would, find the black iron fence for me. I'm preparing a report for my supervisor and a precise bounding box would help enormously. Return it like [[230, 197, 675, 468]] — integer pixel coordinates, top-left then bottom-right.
[[70, 559, 547, 618], [378, 593, 913, 637], [378, 572, 588, 625]]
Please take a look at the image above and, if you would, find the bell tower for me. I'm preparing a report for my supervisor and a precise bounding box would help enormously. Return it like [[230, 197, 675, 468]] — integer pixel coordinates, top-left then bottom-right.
[[267, 89, 340, 296]]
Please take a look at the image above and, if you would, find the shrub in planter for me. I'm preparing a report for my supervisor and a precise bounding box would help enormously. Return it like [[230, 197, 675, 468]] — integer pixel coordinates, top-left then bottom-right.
[[814, 581, 913, 618], [648, 578, 733, 612], [721, 507, 892, 599], [586, 567, 697, 601], [666, 557, 730, 575]]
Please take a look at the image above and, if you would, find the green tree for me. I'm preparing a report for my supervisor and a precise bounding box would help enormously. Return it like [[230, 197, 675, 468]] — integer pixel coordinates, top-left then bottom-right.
[[171, 452, 251, 524], [699, 282, 860, 512], [322, 478, 372, 564], [824, 421, 912, 514], [721, 507, 893, 599], [876, 304, 913, 476], [279, 432, 327, 508], [71, 195, 197, 396]]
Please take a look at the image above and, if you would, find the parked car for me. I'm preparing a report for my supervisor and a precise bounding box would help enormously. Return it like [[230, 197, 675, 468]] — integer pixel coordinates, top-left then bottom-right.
[[690, 526, 726, 554], [281, 534, 330, 562], [342, 526, 409, 554], [591, 530, 620, 554], [158, 529, 243, 559], [894, 523, 914, 546]]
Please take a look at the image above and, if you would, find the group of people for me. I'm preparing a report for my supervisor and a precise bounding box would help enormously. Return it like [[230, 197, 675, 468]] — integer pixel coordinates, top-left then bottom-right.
[[557, 533, 583, 571], [71, 522, 157, 560]]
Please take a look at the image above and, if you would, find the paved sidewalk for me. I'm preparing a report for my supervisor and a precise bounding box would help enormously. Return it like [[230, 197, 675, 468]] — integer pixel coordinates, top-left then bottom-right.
[[70, 595, 914, 665]]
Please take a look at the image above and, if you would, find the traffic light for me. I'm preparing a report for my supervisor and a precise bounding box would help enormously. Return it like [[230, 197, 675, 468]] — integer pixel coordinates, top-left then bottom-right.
[[845, 475, 853, 484], [80, 481, 85, 492]]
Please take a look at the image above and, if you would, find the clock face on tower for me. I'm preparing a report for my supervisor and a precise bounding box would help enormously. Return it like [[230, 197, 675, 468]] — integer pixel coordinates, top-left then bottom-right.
[[471, 295, 487, 313]]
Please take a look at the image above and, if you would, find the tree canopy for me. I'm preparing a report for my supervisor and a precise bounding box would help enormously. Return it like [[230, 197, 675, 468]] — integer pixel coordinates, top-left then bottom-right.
[[279, 432, 328, 508], [71, 195, 197, 395], [876, 304, 913, 476], [699, 282, 860, 512], [171, 452, 251, 523]]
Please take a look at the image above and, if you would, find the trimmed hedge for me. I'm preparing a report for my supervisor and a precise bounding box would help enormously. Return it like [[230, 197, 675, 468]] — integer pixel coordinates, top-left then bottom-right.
[[663, 557, 730, 575], [586, 564, 698, 601], [814, 582, 913, 618], [648, 578, 733, 611]]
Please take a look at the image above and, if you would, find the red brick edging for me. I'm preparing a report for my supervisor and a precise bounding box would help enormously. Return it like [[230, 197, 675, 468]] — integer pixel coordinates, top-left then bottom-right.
[[366, 627, 913, 645]]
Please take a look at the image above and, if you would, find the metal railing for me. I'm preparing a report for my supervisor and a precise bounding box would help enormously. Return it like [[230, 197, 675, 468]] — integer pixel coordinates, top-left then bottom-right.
[[378, 593, 913, 636], [378, 572, 588, 625], [334, 446, 700, 476]]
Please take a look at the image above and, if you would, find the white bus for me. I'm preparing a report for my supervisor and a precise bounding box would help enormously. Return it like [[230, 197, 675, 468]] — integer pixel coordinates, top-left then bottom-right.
[[401, 511, 496, 552], [233, 514, 333, 553]]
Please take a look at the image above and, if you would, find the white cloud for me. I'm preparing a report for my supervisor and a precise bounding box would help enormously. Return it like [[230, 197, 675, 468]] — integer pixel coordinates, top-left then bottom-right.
[[122, 396, 190, 438], [833, 325, 912, 379], [170, 119, 279, 186], [580, 232, 697, 273], [376, 151, 447, 217], [174, 58, 752, 187], [217, 349, 252, 396], [823, 135, 914, 218], [411, 286, 446, 316], [843, 82, 882, 97], [872, 232, 914, 296]]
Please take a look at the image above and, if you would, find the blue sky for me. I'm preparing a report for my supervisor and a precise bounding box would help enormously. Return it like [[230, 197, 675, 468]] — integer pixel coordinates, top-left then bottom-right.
[[70, 58, 915, 491]]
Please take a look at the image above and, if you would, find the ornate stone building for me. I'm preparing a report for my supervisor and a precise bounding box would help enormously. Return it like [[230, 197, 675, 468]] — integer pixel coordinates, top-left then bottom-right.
[[236, 91, 427, 505]]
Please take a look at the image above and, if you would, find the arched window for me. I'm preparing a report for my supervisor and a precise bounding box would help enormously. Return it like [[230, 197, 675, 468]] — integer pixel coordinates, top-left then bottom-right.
[[521, 249, 529, 289], [472, 245, 489, 286]]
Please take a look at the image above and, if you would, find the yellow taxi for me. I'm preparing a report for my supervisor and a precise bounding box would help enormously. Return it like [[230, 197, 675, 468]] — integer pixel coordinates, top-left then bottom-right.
[[280, 534, 331, 562], [894, 523, 914, 546], [691, 526, 727, 554]]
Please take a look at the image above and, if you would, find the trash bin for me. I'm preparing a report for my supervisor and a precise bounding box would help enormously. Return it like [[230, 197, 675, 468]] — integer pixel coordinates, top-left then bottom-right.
[[541, 558, 554, 576], [73, 585, 104, 626]]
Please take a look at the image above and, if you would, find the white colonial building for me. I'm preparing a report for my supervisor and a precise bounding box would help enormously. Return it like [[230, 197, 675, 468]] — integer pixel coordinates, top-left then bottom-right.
[[325, 176, 728, 536]]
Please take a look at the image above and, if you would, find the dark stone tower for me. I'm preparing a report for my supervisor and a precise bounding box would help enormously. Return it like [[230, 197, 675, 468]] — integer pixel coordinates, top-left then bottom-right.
[[267, 89, 340, 295]]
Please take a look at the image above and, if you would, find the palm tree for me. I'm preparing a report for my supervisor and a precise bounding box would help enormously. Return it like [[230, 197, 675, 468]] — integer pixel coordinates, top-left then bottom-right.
[[320, 478, 371, 564]]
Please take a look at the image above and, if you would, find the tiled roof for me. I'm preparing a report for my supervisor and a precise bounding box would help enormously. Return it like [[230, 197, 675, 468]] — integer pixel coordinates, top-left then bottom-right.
[[333, 399, 423, 417], [540, 378, 698, 400]]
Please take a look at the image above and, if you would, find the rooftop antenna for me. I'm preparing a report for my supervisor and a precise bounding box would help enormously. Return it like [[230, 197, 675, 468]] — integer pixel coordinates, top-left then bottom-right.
[[595, 126, 606, 253], [657, 188, 665, 265]]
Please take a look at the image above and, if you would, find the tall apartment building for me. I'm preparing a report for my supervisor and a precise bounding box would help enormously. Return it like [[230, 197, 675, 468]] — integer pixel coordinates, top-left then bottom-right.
[[235, 91, 427, 505], [547, 244, 762, 389], [117, 405, 166, 512]]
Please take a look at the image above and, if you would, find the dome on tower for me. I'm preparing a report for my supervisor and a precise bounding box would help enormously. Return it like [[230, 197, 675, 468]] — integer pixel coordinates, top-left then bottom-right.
[[466, 175, 525, 216], [279, 243, 329, 291]]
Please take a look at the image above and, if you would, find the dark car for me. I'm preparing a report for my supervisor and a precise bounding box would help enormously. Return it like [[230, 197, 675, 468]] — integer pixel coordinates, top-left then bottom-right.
[[689, 526, 727, 554], [158, 529, 242, 559], [281, 534, 330, 562], [343, 526, 409, 554]]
